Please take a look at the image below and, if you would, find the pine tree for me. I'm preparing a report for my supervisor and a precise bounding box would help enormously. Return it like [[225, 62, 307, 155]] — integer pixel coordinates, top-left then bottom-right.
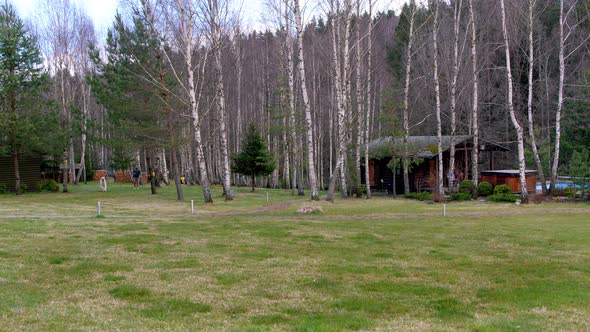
[[88, 9, 184, 200], [0, 4, 52, 195], [231, 125, 276, 192]]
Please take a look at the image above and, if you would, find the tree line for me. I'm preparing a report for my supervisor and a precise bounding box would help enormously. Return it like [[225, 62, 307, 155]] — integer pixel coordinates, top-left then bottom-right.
[[1, 0, 589, 202]]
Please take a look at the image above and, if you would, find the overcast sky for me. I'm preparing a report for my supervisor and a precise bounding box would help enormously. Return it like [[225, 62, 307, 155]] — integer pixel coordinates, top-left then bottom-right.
[[8, 0, 406, 35]]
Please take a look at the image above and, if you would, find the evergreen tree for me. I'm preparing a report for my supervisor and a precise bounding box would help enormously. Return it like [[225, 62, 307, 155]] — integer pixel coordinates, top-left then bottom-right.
[[88, 9, 184, 200], [231, 125, 276, 192], [0, 4, 57, 195]]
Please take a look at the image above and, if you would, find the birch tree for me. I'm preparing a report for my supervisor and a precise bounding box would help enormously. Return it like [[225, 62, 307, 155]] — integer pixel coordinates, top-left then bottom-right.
[[549, 0, 589, 193], [364, 0, 373, 199], [468, 0, 479, 196], [73, 14, 95, 184], [327, 0, 351, 201], [209, 0, 234, 200], [284, 0, 299, 195], [42, 0, 79, 191], [525, 0, 548, 195], [174, 0, 213, 203], [448, 0, 463, 193], [353, 0, 363, 198], [294, 0, 320, 200], [500, 0, 528, 202], [432, 0, 443, 198], [551, 0, 566, 194], [402, 3, 416, 194]]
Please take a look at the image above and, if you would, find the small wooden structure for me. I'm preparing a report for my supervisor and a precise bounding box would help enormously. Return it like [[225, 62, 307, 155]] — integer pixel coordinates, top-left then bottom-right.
[[480, 170, 537, 193], [363, 136, 510, 194], [0, 156, 42, 192], [364, 136, 475, 193]]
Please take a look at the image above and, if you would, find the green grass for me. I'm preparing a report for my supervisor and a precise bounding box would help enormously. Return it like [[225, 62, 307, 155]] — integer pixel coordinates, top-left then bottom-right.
[[0, 182, 589, 330]]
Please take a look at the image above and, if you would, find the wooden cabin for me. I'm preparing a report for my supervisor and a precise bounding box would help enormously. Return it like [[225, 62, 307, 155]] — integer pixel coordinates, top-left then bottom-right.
[[480, 170, 537, 193], [362, 136, 509, 194], [0, 156, 42, 192]]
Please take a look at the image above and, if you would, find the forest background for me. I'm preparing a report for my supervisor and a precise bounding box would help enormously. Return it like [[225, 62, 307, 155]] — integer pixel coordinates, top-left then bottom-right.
[[1, 0, 589, 202]]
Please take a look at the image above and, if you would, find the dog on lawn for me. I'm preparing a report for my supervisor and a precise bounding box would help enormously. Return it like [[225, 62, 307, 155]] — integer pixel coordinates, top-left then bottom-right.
[[99, 176, 108, 192]]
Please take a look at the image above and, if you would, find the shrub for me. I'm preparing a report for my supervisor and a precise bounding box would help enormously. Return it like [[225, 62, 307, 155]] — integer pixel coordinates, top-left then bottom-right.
[[450, 192, 472, 201], [404, 192, 433, 201], [458, 180, 474, 193], [569, 148, 590, 198], [489, 193, 517, 202], [493, 184, 512, 195], [19, 183, 28, 193], [477, 181, 493, 196], [85, 169, 95, 182], [40, 179, 60, 192], [0, 183, 6, 194], [564, 186, 576, 199], [34, 183, 43, 192]]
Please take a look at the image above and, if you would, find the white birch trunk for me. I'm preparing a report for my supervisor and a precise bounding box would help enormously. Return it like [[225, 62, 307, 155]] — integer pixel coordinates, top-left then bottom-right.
[[468, 0, 479, 196], [364, 0, 373, 199], [433, 1, 444, 199], [285, 0, 298, 195], [76, 84, 88, 184], [340, 1, 352, 197], [526, 0, 548, 195], [179, 0, 212, 203], [402, 6, 416, 194], [234, 29, 242, 152], [500, 0, 529, 202], [59, 68, 70, 192], [283, 116, 290, 189], [354, 0, 362, 197], [449, 0, 462, 193], [161, 149, 170, 185], [551, 0, 565, 193], [294, 0, 320, 200], [327, 0, 349, 200], [209, 0, 233, 200]]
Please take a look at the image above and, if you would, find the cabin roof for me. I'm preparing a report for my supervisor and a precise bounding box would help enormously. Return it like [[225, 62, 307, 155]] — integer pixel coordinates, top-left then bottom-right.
[[368, 135, 472, 159], [481, 170, 537, 175]]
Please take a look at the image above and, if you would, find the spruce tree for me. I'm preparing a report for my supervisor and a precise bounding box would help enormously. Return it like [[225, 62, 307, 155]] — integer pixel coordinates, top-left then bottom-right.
[[0, 4, 54, 195], [88, 10, 184, 200], [231, 125, 276, 192]]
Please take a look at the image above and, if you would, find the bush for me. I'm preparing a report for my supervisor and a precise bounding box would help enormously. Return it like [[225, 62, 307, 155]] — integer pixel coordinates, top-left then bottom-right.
[[450, 192, 472, 201], [86, 169, 96, 182], [458, 180, 474, 193], [19, 183, 28, 193], [493, 184, 512, 195], [404, 192, 433, 201], [551, 186, 576, 199], [489, 193, 517, 202], [0, 183, 6, 194], [43, 179, 60, 192], [34, 183, 43, 192], [477, 181, 493, 196]]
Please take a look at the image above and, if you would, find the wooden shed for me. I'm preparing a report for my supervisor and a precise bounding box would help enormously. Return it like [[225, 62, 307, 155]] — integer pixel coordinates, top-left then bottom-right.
[[480, 170, 537, 193], [0, 156, 42, 192]]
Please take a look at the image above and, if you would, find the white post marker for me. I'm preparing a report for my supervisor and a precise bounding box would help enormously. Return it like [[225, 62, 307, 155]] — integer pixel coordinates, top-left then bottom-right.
[[98, 201, 101, 216], [443, 203, 446, 217], [266, 192, 269, 205], [191, 200, 194, 214]]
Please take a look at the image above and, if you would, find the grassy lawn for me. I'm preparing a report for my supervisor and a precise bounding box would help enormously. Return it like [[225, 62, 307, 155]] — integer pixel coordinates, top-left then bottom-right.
[[1, 183, 589, 331]]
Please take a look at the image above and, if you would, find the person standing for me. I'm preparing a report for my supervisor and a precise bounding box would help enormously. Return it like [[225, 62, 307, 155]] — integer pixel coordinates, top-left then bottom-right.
[[132, 165, 142, 189]]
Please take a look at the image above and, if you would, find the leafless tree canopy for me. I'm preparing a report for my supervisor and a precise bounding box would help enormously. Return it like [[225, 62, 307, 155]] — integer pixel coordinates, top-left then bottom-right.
[[8, 0, 589, 200]]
